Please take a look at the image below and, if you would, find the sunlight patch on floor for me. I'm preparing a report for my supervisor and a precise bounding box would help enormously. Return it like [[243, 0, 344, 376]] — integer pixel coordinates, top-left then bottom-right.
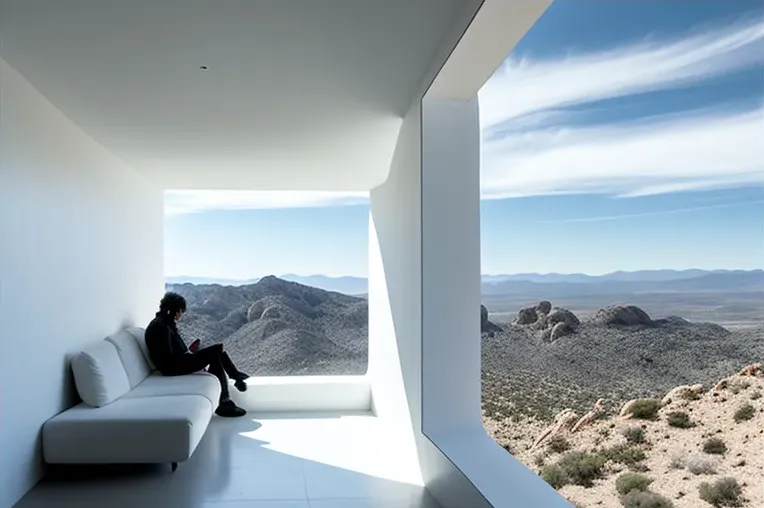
[[238, 413, 424, 486]]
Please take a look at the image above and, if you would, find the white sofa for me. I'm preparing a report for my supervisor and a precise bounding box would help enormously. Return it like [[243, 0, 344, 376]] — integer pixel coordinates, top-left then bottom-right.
[[42, 327, 221, 471]]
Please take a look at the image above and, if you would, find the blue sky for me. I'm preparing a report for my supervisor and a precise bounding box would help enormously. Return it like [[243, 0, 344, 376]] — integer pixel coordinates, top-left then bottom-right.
[[165, 0, 764, 279]]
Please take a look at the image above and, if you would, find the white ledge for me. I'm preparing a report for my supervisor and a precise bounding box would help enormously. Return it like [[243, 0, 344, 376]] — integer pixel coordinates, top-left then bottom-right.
[[229, 375, 373, 413]]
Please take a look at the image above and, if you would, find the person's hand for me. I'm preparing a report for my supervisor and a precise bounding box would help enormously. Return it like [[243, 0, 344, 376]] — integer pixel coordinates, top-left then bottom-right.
[[189, 339, 201, 353]]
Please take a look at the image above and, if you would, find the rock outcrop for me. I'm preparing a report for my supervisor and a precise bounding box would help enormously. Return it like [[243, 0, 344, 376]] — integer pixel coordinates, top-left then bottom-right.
[[571, 399, 605, 433], [738, 363, 762, 377], [541, 307, 580, 342], [514, 301, 556, 326], [481, 305, 502, 335], [662, 384, 704, 406], [550, 322, 574, 342], [591, 304, 654, 327], [548, 308, 581, 328], [712, 364, 763, 395], [532, 409, 579, 450], [513, 301, 580, 342], [619, 399, 639, 417], [515, 307, 539, 325]]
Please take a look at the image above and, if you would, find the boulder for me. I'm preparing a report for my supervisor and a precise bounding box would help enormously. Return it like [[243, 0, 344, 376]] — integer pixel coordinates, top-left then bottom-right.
[[662, 384, 703, 406], [619, 399, 639, 418], [535, 300, 552, 315], [514, 307, 538, 326], [712, 377, 730, 393], [480, 305, 502, 335], [591, 304, 653, 327], [547, 308, 580, 329], [550, 322, 575, 342]]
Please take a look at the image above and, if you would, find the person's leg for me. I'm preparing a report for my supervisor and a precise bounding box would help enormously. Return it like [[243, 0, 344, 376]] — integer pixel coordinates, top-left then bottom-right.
[[162, 346, 220, 376], [219, 351, 250, 392], [163, 346, 245, 417], [220, 351, 248, 379], [204, 352, 231, 403]]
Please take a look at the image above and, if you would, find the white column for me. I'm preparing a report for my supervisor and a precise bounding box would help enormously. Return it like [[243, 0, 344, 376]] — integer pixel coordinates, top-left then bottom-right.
[[421, 96, 483, 437], [369, 99, 496, 508], [418, 96, 571, 507]]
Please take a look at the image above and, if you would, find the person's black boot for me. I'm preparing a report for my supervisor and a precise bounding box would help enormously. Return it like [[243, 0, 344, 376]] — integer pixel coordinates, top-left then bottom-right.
[[215, 400, 246, 417], [233, 371, 250, 392]]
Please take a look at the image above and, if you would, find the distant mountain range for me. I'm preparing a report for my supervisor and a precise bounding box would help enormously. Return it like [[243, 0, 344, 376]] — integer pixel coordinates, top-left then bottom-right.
[[166, 274, 369, 295], [167, 269, 763, 296]]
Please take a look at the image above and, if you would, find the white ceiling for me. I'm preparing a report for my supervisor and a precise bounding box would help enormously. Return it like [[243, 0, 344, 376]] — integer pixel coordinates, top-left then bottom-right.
[[0, 0, 479, 190]]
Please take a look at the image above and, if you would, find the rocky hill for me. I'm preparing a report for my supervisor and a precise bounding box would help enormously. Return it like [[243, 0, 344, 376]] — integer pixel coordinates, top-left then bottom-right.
[[481, 302, 764, 420], [168, 276, 368, 375]]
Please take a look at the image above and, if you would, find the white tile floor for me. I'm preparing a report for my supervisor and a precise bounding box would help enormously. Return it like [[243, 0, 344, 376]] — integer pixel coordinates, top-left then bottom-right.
[[16, 412, 441, 508]]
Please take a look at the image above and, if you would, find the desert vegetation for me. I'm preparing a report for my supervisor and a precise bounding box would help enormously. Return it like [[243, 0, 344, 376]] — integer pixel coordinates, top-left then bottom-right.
[[482, 295, 763, 507]]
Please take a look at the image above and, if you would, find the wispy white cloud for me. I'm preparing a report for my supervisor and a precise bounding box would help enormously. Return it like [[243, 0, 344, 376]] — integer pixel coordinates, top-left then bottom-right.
[[165, 190, 369, 216], [480, 107, 764, 199], [542, 199, 764, 224], [479, 15, 764, 129], [479, 13, 764, 200], [166, 17, 764, 213]]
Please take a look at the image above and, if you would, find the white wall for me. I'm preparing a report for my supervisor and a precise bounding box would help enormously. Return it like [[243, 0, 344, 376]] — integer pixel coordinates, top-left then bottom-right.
[[420, 97, 570, 507], [369, 98, 494, 507], [0, 57, 164, 508]]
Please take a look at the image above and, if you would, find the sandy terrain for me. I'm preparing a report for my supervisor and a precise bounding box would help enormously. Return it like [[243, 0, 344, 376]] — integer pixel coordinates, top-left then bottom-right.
[[485, 369, 764, 507]]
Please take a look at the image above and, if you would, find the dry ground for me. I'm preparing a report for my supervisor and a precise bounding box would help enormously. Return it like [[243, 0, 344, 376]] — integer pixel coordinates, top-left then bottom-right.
[[484, 371, 764, 507]]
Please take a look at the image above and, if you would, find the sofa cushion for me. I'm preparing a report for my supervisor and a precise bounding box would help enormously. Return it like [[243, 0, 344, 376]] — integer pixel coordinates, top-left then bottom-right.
[[106, 330, 152, 388], [42, 395, 212, 464], [125, 326, 155, 371], [124, 372, 221, 408], [71, 341, 131, 407]]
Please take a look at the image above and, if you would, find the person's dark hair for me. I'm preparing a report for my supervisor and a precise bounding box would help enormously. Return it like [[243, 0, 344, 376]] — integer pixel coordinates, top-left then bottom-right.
[[159, 292, 187, 317]]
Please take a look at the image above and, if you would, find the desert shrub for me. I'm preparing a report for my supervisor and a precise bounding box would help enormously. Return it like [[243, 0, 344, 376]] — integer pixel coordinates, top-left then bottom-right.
[[703, 438, 727, 455], [629, 399, 662, 420], [540, 464, 567, 490], [630, 463, 650, 473], [548, 435, 571, 453], [687, 457, 719, 475], [534, 455, 547, 468], [622, 426, 647, 444], [620, 490, 675, 508], [667, 411, 695, 428], [601, 444, 647, 466], [557, 451, 606, 487], [615, 473, 653, 495], [670, 453, 687, 470], [750, 390, 762, 400], [733, 404, 755, 423], [698, 477, 743, 507], [728, 378, 750, 394]]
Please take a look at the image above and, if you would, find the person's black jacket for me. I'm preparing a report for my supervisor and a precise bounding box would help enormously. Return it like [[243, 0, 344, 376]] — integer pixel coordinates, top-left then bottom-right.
[[145, 312, 189, 372]]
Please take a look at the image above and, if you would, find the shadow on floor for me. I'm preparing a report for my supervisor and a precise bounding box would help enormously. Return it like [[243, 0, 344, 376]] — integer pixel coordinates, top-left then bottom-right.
[[16, 414, 441, 508]]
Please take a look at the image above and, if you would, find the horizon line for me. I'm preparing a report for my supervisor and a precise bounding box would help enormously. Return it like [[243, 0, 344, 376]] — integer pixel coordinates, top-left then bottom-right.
[[165, 268, 763, 282]]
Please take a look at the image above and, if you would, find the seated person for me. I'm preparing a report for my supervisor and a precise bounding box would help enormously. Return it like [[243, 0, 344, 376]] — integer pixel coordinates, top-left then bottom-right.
[[145, 292, 249, 418]]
